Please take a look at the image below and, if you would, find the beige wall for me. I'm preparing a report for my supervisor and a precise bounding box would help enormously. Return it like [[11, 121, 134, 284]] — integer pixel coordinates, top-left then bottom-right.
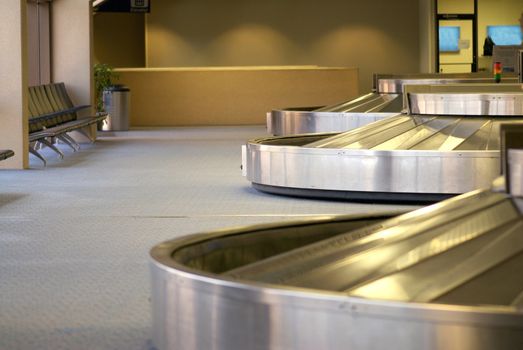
[[145, 0, 420, 93], [439, 20, 474, 73], [93, 12, 145, 67], [117, 67, 359, 126], [52, 0, 95, 141], [438, 0, 474, 14], [478, 0, 523, 71], [437, 0, 522, 72], [52, 0, 93, 107], [0, 0, 28, 169]]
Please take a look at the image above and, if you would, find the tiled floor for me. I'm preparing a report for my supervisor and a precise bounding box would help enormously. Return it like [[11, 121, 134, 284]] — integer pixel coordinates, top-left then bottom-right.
[[0, 126, 418, 350]]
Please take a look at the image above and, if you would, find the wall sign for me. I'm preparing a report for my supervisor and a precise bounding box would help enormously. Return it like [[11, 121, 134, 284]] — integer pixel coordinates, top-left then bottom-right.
[[95, 0, 150, 13], [131, 0, 150, 12]]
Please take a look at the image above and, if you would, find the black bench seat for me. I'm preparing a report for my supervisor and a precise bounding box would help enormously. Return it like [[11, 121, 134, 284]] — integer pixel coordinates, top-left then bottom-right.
[[0, 150, 15, 161], [28, 82, 107, 165]]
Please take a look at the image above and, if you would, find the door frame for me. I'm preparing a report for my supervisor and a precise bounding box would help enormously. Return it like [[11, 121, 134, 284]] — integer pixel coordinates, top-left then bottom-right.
[[435, 0, 478, 72]]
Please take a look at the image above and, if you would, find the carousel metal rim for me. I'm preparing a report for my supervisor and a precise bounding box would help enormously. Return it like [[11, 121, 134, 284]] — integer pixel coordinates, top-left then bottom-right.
[[149, 208, 523, 327], [250, 183, 457, 203], [245, 140, 500, 196], [149, 258, 523, 327], [378, 77, 520, 86], [247, 140, 501, 158], [376, 75, 520, 94], [267, 110, 399, 136], [373, 73, 519, 81], [251, 131, 338, 141], [409, 92, 523, 100], [412, 91, 523, 95], [149, 212, 406, 270], [270, 110, 399, 119]]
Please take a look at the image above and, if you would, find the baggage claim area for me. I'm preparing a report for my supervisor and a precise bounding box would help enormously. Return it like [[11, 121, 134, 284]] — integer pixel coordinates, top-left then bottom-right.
[[1, 0, 523, 350]]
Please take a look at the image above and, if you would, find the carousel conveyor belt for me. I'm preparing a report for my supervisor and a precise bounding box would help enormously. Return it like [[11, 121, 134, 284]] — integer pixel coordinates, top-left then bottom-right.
[[246, 115, 515, 203], [268, 73, 520, 135], [150, 148, 523, 350], [224, 189, 523, 301], [313, 92, 403, 113], [247, 91, 523, 203]]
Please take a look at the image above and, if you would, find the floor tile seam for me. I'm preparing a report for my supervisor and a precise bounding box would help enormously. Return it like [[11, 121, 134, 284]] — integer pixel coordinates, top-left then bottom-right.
[[0, 214, 346, 220]]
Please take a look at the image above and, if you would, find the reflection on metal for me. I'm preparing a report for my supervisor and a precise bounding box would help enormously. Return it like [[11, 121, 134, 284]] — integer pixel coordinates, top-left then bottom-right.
[[246, 117, 522, 202], [269, 73, 520, 136], [375, 72, 518, 93], [150, 178, 523, 350], [409, 92, 523, 116], [227, 190, 523, 300], [268, 109, 398, 137], [248, 91, 523, 202], [314, 92, 402, 112]]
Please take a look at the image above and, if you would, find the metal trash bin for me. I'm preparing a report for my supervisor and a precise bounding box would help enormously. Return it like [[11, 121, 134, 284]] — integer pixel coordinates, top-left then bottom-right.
[[102, 84, 130, 131]]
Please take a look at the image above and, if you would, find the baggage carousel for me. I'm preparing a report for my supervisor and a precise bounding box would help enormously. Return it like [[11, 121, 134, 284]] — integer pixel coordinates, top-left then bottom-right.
[[246, 89, 523, 203], [150, 143, 523, 350], [268, 73, 519, 135]]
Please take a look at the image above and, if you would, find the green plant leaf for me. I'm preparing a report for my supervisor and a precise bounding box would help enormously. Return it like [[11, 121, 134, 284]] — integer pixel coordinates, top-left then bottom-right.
[[93, 63, 119, 113]]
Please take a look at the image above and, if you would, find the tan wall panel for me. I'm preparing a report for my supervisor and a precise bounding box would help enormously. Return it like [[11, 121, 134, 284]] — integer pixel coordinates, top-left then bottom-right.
[[438, 0, 474, 14], [0, 0, 28, 169], [52, 0, 93, 106], [478, 0, 523, 71], [145, 0, 420, 93], [52, 0, 94, 141], [439, 20, 473, 66], [93, 12, 145, 67], [117, 67, 359, 126], [419, 0, 437, 73]]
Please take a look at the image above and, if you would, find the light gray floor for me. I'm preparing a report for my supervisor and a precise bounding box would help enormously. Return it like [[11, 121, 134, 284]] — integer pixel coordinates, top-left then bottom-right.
[[0, 126, 419, 350]]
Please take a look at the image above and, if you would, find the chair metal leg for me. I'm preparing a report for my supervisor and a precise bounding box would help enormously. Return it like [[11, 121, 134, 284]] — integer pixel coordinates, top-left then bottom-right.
[[62, 133, 81, 150], [29, 146, 47, 166], [40, 138, 64, 159], [57, 134, 79, 152]]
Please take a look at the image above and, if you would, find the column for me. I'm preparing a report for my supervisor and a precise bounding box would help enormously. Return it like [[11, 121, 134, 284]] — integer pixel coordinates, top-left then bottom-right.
[[52, 0, 95, 142], [0, 0, 29, 169]]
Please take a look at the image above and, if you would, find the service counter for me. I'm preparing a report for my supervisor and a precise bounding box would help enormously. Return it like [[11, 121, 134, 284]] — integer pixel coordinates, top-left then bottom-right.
[[115, 66, 359, 127]]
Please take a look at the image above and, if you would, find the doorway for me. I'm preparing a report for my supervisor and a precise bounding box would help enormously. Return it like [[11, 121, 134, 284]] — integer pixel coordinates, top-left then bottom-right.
[[435, 0, 478, 73]]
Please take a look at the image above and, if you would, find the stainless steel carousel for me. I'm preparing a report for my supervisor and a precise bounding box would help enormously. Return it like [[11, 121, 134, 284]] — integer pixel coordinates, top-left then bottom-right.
[[150, 132, 523, 350], [268, 73, 519, 136], [246, 87, 523, 202]]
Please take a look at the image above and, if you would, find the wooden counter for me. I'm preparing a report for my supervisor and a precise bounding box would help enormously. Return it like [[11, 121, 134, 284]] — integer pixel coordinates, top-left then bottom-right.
[[116, 66, 359, 126]]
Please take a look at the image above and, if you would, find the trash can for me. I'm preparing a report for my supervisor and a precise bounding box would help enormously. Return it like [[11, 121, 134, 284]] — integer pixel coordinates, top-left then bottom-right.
[[102, 84, 130, 131]]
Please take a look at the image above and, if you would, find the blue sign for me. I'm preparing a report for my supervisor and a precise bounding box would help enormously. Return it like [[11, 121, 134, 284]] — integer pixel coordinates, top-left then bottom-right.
[[487, 25, 522, 46], [439, 26, 460, 52]]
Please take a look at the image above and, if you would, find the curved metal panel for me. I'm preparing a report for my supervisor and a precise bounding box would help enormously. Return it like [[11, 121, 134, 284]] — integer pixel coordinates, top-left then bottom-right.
[[376, 74, 518, 93], [150, 185, 523, 350], [409, 93, 523, 116], [269, 73, 519, 136], [248, 114, 523, 201], [246, 141, 499, 197], [267, 110, 397, 136]]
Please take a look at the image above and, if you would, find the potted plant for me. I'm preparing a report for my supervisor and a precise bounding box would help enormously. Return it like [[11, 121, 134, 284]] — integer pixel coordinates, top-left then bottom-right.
[[94, 63, 119, 114], [93, 63, 119, 130]]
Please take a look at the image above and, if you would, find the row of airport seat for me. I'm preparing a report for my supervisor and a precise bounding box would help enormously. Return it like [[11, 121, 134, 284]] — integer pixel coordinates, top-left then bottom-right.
[[28, 83, 107, 166]]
